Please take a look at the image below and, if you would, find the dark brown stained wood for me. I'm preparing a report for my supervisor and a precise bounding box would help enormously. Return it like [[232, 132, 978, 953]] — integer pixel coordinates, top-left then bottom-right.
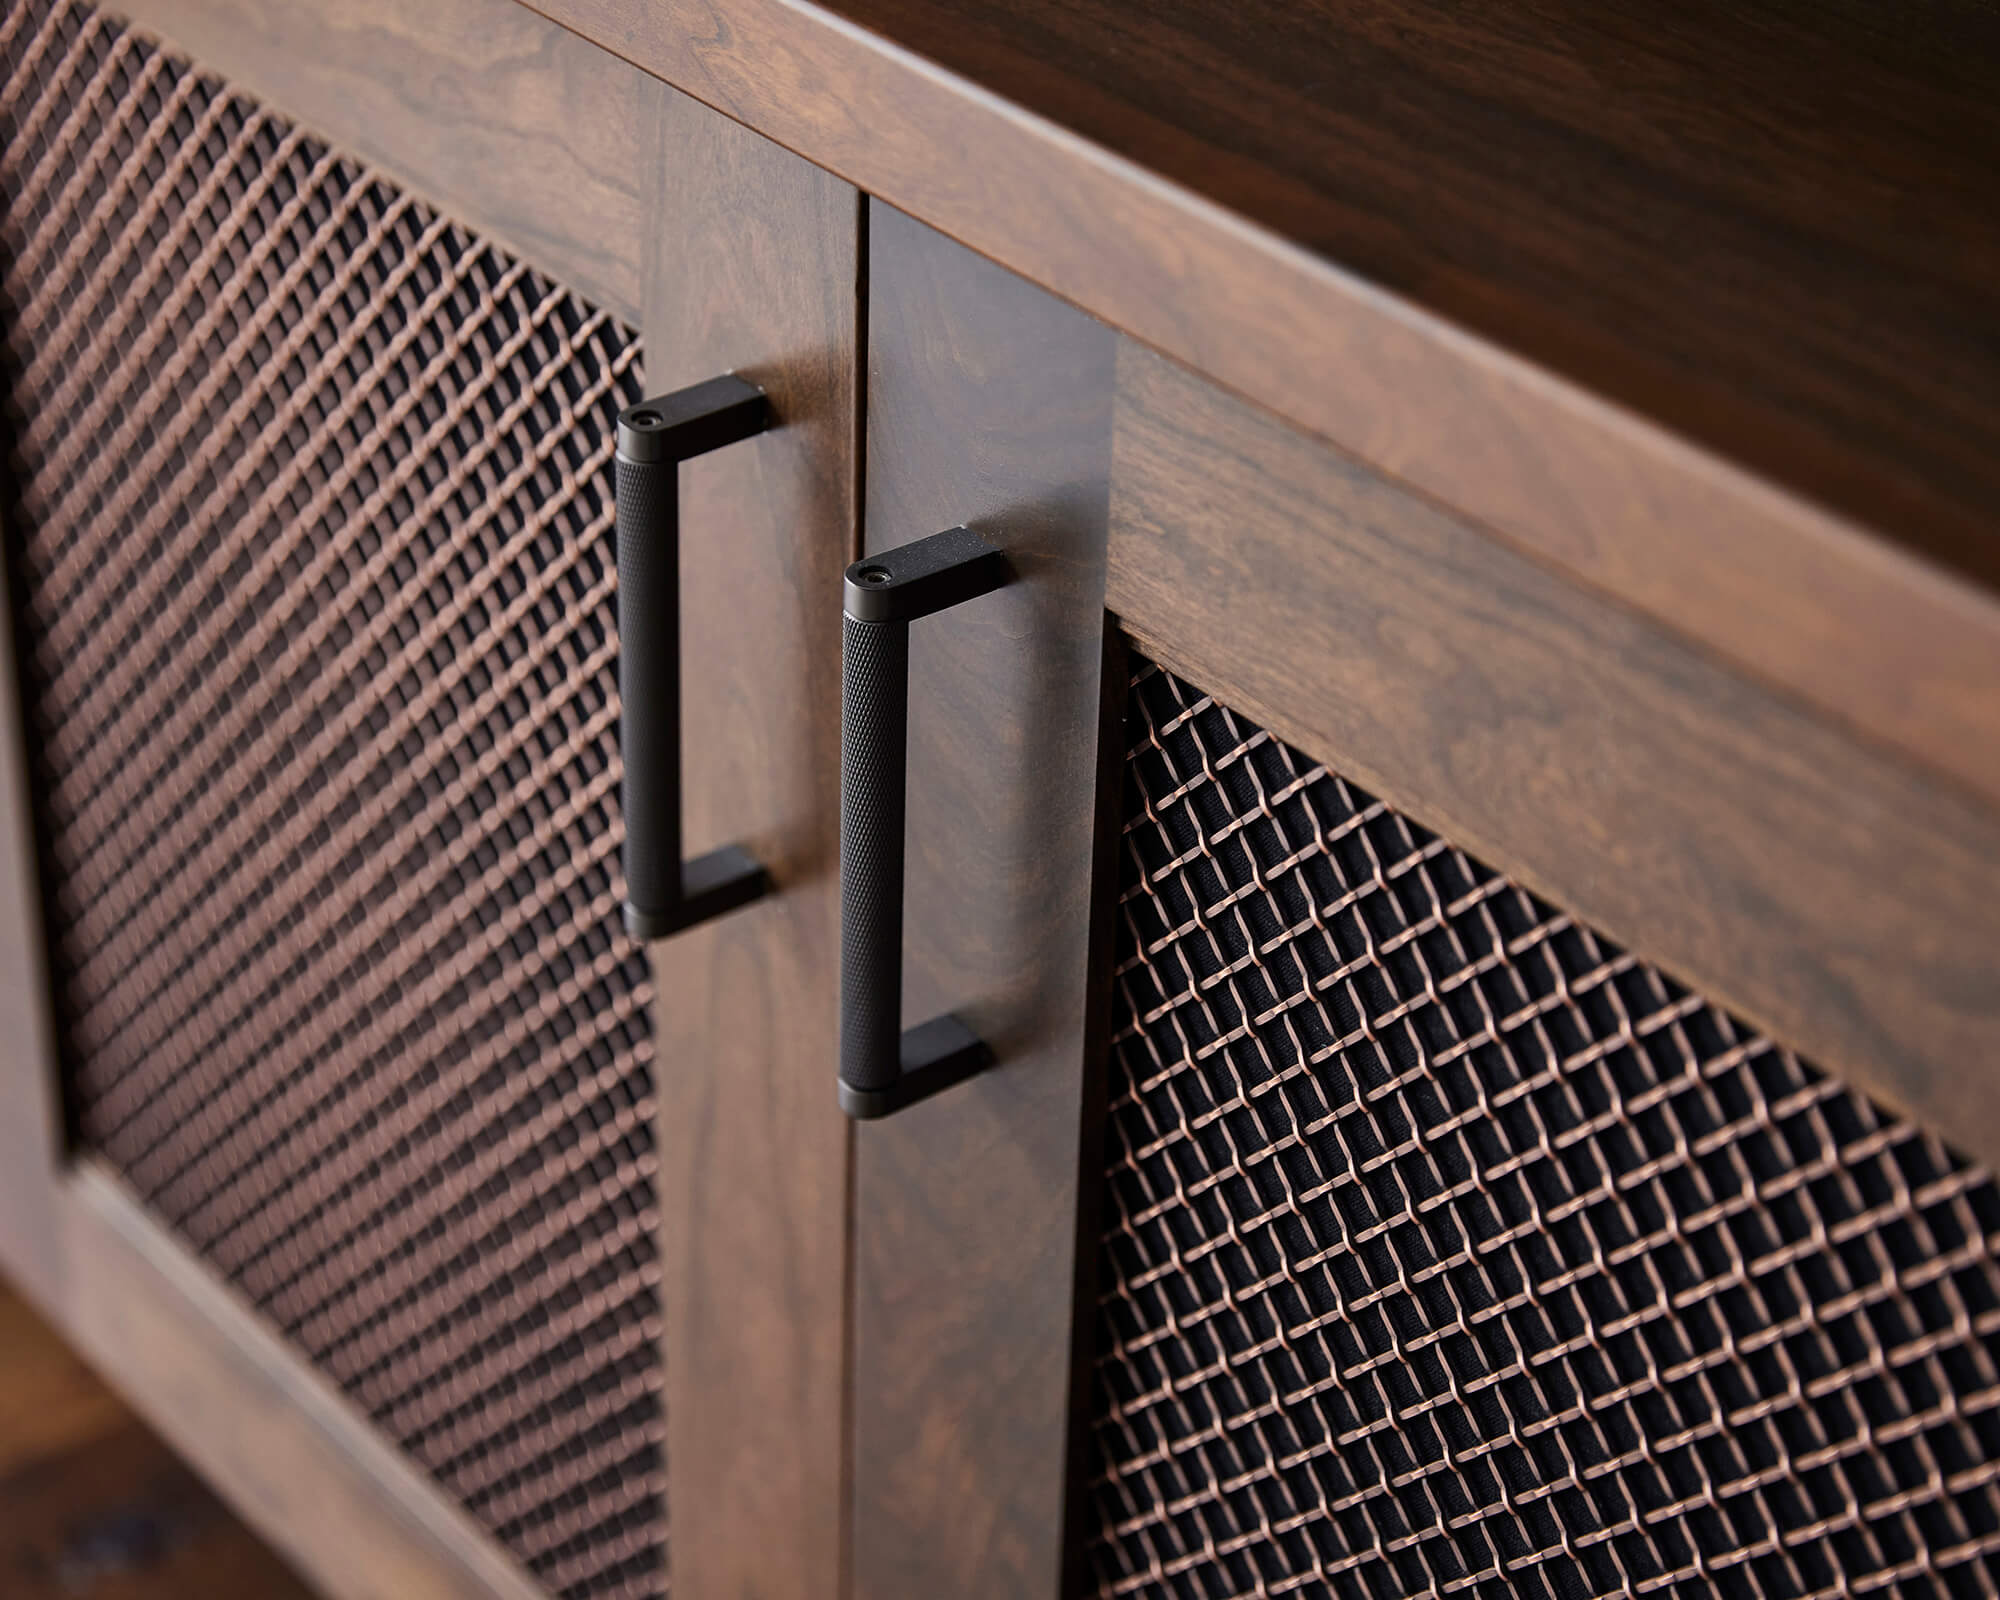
[[0, 1292, 317, 1600], [110, 0, 650, 323], [524, 0, 2000, 820], [0, 1283, 128, 1472], [814, 0, 2000, 585], [643, 88, 857, 1600], [61, 1163, 546, 1600], [1107, 341, 2000, 1170], [0, 1425, 312, 1599], [852, 201, 1116, 1600]]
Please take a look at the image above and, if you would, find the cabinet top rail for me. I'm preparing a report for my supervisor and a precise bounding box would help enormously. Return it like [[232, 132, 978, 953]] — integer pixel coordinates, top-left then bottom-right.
[[524, 0, 2000, 809]]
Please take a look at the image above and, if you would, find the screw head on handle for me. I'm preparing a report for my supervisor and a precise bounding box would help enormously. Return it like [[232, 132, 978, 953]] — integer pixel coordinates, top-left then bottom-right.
[[843, 527, 1011, 624]]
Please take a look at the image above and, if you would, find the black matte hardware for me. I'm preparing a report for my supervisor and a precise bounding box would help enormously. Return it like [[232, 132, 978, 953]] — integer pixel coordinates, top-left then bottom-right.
[[615, 375, 772, 940], [840, 527, 1012, 1119]]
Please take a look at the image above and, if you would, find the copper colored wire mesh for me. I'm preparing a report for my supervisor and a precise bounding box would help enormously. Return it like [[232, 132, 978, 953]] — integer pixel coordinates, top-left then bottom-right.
[[1090, 657, 2000, 1600], [0, 3, 663, 1595]]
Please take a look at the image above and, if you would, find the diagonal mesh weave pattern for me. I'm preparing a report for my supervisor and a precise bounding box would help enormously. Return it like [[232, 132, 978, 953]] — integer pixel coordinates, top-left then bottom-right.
[[0, 3, 663, 1595], [1089, 656, 2000, 1600]]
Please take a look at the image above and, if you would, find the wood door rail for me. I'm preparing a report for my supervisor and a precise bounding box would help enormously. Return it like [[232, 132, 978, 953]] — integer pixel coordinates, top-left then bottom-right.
[[523, 0, 2000, 814]]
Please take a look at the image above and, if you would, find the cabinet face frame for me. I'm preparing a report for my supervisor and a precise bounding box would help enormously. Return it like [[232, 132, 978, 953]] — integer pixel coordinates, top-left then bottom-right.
[[0, 4, 861, 1598], [836, 308, 2000, 1597]]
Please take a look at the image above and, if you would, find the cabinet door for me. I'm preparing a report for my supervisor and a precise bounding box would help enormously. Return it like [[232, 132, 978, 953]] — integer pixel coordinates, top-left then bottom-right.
[[0, 4, 857, 1598], [854, 216, 2000, 1598], [641, 86, 856, 1600], [1081, 348, 2000, 1599], [847, 200, 1121, 1600]]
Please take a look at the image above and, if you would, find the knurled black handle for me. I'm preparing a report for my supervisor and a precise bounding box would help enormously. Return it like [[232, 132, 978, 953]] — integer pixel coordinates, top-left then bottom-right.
[[838, 527, 1011, 1119], [840, 612, 909, 1096], [614, 375, 772, 940]]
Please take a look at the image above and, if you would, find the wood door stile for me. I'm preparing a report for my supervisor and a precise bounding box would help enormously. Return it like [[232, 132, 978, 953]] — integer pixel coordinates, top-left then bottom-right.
[[0, 517, 67, 1318], [849, 202, 1120, 1600], [643, 87, 861, 1600], [49, 41, 871, 1598]]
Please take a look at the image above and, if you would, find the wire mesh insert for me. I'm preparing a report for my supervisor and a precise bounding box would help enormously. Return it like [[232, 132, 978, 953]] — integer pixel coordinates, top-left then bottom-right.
[[1089, 655, 2000, 1600], [0, 3, 663, 1595]]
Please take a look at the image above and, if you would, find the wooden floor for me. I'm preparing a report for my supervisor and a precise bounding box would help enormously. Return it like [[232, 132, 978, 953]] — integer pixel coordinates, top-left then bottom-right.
[[0, 1276, 318, 1598]]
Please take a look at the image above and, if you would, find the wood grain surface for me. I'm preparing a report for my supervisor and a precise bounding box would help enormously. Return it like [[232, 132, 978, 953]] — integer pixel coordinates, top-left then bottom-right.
[[643, 87, 859, 1600], [525, 0, 2000, 815], [112, 0, 651, 323], [0, 1278, 317, 1600], [1108, 341, 2000, 1169], [849, 201, 1118, 1600], [60, 1163, 546, 1600], [819, 0, 2000, 588], [0, 515, 63, 1308]]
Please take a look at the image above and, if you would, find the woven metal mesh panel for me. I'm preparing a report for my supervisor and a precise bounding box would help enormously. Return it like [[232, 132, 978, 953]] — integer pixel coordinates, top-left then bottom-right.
[[0, 4, 663, 1596], [1089, 656, 2000, 1600]]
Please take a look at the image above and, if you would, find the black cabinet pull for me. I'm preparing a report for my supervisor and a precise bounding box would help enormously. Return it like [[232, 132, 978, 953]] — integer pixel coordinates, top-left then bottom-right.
[[615, 375, 772, 939], [840, 527, 1012, 1119]]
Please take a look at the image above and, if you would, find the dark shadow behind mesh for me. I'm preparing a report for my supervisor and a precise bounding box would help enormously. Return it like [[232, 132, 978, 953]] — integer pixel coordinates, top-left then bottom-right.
[[1089, 656, 2000, 1600], [0, 4, 663, 1596]]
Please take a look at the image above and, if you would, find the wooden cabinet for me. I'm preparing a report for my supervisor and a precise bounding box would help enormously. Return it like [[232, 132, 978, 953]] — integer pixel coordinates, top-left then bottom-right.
[[1, 2, 1997, 1599], [0, 4, 854, 1597], [842, 210, 2000, 1598]]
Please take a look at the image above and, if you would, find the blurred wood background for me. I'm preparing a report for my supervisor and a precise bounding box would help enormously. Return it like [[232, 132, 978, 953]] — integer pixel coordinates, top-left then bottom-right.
[[0, 1277, 317, 1598]]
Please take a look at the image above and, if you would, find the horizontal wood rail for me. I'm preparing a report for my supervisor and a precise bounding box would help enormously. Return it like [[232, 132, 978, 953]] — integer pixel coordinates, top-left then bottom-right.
[[58, 1163, 549, 1600], [111, 0, 652, 324], [524, 0, 2000, 817], [1108, 342, 2000, 1171]]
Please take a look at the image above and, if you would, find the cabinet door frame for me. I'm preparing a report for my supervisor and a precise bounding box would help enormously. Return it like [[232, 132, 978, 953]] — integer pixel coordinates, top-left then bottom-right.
[[0, 2, 860, 1596], [839, 287, 2000, 1598], [1063, 339, 2000, 1592], [1101, 340, 2000, 1171], [846, 202, 1126, 1600], [642, 85, 860, 1600]]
